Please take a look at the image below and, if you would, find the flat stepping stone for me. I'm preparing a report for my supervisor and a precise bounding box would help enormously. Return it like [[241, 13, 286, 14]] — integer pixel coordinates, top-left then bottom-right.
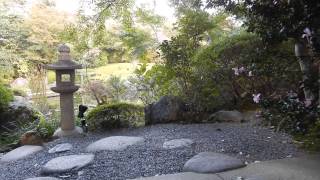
[[183, 152, 245, 173], [1, 145, 43, 162], [48, 143, 72, 154], [86, 136, 144, 152], [133, 172, 222, 180], [163, 138, 194, 149], [25, 177, 61, 180], [41, 154, 94, 174]]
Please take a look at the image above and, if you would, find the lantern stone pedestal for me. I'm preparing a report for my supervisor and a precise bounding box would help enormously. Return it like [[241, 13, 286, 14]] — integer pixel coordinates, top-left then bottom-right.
[[46, 44, 83, 137]]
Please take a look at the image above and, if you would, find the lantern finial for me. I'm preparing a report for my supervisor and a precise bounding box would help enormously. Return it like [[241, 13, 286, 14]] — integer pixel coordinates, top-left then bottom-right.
[[58, 44, 70, 53]]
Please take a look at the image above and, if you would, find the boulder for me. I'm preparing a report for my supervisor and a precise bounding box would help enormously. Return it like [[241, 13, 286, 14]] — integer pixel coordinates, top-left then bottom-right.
[[0, 102, 43, 134], [20, 130, 43, 145], [183, 152, 246, 173], [145, 96, 185, 125], [207, 110, 244, 123]]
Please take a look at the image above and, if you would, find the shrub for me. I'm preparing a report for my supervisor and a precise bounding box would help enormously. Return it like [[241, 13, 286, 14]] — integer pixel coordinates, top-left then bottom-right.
[[12, 87, 28, 97], [260, 92, 318, 134], [36, 112, 58, 139], [0, 84, 13, 110], [86, 102, 144, 131]]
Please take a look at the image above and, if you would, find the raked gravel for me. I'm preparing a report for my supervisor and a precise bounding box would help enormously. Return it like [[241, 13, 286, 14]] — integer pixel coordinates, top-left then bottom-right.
[[0, 123, 304, 180]]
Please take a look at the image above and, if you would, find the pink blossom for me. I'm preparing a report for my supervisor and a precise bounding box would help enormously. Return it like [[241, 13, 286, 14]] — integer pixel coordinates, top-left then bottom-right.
[[304, 99, 312, 107], [252, 93, 261, 103], [239, 67, 246, 73]]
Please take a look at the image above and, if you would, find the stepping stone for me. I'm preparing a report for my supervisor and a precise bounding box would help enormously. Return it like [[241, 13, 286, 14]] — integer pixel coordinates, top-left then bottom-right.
[[48, 143, 72, 153], [86, 136, 144, 152], [163, 139, 194, 149], [41, 154, 94, 174], [25, 177, 61, 180], [0, 145, 43, 162], [183, 152, 245, 173], [133, 172, 222, 180]]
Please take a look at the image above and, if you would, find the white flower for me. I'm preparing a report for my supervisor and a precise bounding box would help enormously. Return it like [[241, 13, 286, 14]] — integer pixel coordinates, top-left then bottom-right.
[[232, 67, 240, 76], [248, 71, 253, 77], [252, 93, 261, 103]]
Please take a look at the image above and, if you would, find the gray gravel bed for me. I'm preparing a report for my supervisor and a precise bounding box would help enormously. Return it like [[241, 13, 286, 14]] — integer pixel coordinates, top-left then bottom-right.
[[0, 123, 304, 180]]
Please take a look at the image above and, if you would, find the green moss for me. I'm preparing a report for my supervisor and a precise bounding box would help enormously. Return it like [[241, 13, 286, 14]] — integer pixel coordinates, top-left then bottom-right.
[[87, 102, 144, 131]]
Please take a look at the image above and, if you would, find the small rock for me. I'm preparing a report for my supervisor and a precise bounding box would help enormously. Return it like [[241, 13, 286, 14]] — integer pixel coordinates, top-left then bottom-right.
[[183, 152, 246, 173], [48, 143, 72, 154], [163, 139, 194, 149], [1, 145, 43, 162], [42, 154, 94, 174]]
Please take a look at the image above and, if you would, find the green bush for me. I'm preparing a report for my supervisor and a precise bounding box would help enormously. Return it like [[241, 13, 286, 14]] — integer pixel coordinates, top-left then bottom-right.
[[36, 112, 58, 139], [0, 84, 13, 110], [87, 102, 144, 131], [12, 87, 28, 97]]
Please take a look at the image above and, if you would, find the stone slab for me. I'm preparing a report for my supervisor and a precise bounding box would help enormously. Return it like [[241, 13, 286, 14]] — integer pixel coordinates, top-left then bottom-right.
[[163, 139, 194, 149], [25, 177, 61, 180], [218, 154, 320, 180], [41, 154, 94, 174], [48, 143, 72, 154], [0, 145, 43, 162], [183, 152, 245, 173], [132, 172, 222, 180], [86, 136, 144, 152]]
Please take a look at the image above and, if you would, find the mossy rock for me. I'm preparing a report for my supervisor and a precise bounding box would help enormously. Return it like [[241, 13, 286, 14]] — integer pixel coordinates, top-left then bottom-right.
[[87, 102, 144, 131]]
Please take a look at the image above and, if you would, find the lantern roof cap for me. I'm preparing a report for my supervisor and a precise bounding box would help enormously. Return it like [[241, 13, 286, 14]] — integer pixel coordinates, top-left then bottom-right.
[[45, 60, 82, 70]]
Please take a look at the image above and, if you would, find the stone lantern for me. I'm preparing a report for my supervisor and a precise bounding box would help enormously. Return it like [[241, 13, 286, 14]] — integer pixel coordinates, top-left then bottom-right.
[[46, 44, 82, 137]]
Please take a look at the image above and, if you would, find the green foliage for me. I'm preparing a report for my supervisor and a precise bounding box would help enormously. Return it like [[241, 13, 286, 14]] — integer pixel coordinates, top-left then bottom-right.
[[86, 102, 144, 131], [130, 63, 180, 105], [0, 84, 13, 110], [300, 119, 320, 151], [36, 113, 58, 139], [106, 75, 127, 102], [12, 87, 27, 97], [0, 108, 49, 146]]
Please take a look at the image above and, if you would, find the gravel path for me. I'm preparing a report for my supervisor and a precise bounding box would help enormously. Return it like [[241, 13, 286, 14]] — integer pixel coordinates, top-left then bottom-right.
[[0, 123, 304, 180]]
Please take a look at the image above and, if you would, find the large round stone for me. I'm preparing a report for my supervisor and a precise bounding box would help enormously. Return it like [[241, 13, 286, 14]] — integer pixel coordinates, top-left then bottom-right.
[[183, 152, 245, 173], [1, 145, 43, 162], [86, 136, 144, 152], [41, 154, 94, 174], [163, 139, 194, 149]]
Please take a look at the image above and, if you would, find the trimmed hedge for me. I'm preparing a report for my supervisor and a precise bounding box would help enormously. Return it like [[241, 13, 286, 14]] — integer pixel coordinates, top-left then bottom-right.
[[87, 102, 144, 131]]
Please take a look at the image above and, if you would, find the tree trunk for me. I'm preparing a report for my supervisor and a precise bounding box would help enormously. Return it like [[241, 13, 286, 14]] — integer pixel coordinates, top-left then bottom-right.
[[294, 40, 316, 103]]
